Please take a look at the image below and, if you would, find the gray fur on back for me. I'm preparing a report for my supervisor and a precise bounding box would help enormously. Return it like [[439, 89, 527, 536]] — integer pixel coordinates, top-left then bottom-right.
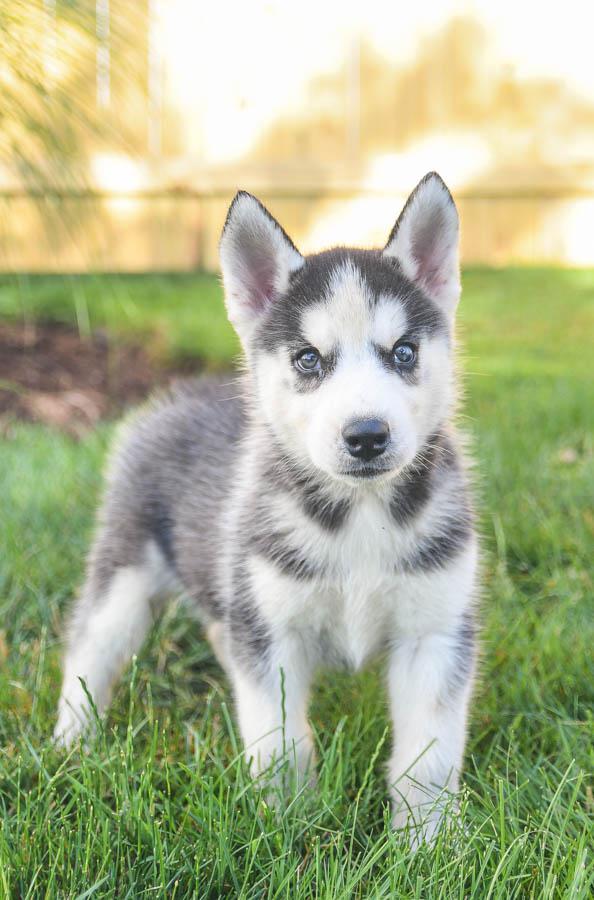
[[88, 376, 246, 620]]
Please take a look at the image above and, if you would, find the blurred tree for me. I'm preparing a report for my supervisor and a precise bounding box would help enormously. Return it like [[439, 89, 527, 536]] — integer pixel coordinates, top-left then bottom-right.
[[0, 0, 149, 194]]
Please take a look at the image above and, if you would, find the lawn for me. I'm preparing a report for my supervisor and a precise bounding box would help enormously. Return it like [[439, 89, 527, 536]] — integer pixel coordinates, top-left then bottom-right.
[[0, 268, 593, 897]]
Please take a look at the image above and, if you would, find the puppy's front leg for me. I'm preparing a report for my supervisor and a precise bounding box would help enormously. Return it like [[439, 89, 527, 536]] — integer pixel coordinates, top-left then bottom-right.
[[231, 632, 315, 787], [388, 618, 476, 844]]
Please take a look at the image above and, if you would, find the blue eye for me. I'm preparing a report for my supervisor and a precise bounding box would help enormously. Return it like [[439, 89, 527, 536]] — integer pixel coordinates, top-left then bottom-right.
[[393, 342, 417, 365], [295, 348, 322, 373]]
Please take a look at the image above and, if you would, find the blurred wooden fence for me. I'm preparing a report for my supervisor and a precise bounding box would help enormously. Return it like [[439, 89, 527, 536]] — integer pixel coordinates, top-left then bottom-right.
[[4, 184, 594, 272], [2, 2, 594, 271]]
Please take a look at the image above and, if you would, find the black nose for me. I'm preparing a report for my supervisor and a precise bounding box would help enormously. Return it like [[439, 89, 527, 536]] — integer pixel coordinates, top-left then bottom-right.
[[342, 418, 390, 461]]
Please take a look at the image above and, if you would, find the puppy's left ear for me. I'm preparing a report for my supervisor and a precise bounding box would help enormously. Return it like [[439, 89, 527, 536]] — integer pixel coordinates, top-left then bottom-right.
[[220, 191, 304, 345], [383, 172, 460, 316]]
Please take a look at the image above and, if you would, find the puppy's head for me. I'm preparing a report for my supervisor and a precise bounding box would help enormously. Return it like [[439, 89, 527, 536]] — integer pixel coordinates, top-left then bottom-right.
[[220, 173, 460, 484]]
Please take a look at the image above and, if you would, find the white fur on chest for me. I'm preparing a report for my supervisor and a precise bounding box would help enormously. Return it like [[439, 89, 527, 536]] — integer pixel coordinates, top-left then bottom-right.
[[245, 483, 476, 672], [248, 494, 409, 670]]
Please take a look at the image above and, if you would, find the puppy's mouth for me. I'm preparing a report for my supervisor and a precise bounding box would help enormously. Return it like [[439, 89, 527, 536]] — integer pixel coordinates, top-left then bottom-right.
[[336, 463, 395, 481]]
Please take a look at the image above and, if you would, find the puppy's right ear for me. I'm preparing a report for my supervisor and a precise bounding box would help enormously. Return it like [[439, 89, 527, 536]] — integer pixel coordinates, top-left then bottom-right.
[[219, 192, 304, 345]]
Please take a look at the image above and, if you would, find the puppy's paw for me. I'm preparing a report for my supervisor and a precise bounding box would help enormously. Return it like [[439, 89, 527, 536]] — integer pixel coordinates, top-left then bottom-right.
[[392, 790, 458, 849], [53, 704, 93, 750], [393, 807, 441, 849]]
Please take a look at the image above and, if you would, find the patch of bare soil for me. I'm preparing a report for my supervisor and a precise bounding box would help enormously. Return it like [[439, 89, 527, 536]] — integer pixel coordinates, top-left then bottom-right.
[[0, 321, 197, 437]]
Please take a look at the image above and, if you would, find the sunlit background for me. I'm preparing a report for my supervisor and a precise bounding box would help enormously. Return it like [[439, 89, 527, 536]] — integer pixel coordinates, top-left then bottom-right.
[[2, 0, 594, 271]]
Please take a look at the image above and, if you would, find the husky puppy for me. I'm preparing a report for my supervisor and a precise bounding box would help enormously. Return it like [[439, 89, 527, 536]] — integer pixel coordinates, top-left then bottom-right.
[[55, 173, 479, 842]]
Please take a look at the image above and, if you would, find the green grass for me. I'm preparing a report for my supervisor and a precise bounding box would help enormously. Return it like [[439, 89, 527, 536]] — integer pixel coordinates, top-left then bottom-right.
[[0, 273, 239, 366], [0, 268, 593, 897]]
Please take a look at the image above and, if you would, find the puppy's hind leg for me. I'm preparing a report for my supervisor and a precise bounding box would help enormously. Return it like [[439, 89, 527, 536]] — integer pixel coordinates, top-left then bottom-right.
[[54, 540, 171, 747]]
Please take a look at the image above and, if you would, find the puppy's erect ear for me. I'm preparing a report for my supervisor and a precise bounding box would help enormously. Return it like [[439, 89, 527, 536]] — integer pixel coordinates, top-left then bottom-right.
[[219, 191, 304, 344], [383, 172, 460, 315]]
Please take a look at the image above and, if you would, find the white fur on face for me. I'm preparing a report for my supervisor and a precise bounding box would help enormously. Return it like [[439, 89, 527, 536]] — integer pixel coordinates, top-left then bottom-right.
[[305, 355, 417, 477], [302, 264, 410, 357], [255, 261, 453, 482], [301, 260, 378, 355]]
